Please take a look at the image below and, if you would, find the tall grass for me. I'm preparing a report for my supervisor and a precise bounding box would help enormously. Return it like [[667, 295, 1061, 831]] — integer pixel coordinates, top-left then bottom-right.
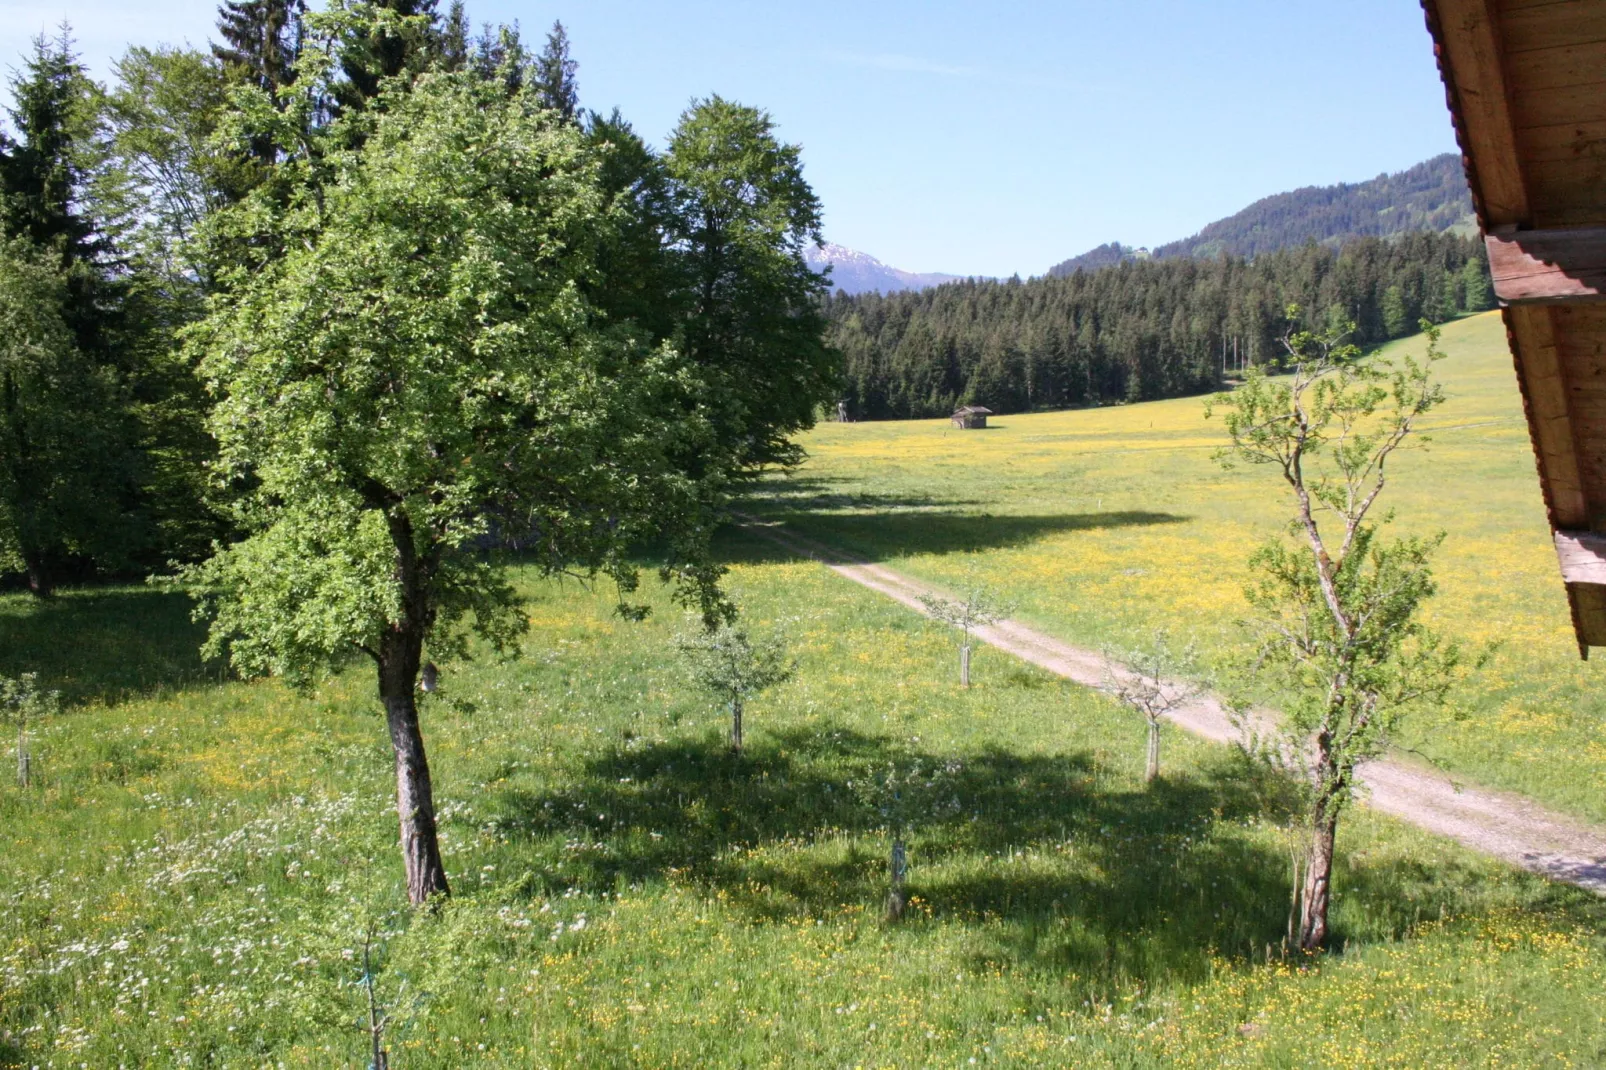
[[2, 545, 1602, 1065]]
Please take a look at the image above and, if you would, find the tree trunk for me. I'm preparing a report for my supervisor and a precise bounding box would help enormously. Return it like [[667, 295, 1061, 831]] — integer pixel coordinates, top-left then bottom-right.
[[884, 837, 908, 922], [1297, 803, 1338, 951], [379, 633, 450, 906], [731, 695, 743, 753], [1145, 718, 1160, 783], [960, 643, 971, 688], [20, 549, 51, 599]]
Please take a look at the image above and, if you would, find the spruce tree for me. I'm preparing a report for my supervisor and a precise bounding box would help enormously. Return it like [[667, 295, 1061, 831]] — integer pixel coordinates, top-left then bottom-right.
[[534, 20, 578, 122], [336, 0, 441, 111], [439, 0, 469, 71], [212, 0, 303, 94], [0, 32, 101, 270], [0, 34, 135, 593]]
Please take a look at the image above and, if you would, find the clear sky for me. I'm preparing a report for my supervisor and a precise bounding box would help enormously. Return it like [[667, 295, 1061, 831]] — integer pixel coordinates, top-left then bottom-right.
[[1, 0, 1460, 278]]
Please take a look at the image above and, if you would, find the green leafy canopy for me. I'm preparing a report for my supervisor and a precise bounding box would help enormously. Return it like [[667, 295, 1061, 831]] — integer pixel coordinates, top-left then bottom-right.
[[182, 66, 721, 683]]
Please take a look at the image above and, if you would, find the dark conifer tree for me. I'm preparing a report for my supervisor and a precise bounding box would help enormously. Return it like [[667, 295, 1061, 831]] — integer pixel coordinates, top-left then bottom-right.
[[335, 0, 440, 111], [0, 32, 99, 266], [439, 0, 470, 71], [212, 0, 303, 94], [212, 0, 303, 168], [0, 32, 137, 594], [471, 22, 529, 95], [534, 20, 579, 122]]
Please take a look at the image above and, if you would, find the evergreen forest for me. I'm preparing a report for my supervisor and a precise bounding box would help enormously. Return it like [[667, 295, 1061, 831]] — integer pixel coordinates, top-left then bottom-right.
[[828, 231, 1494, 420]]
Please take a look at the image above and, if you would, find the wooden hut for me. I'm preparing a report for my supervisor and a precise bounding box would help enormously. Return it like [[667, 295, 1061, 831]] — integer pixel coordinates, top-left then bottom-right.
[[951, 406, 992, 429], [1422, 0, 1606, 656]]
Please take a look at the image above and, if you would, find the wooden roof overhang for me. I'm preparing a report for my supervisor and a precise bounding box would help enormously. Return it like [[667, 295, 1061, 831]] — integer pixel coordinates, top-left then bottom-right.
[[1422, 0, 1606, 656]]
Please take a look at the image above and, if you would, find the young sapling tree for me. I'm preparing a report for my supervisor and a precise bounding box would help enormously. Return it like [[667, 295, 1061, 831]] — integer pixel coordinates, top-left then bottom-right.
[[851, 756, 963, 921], [1207, 312, 1472, 951], [920, 575, 1012, 687], [0, 672, 57, 788], [677, 620, 794, 753], [1103, 631, 1200, 784], [358, 922, 392, 1070]]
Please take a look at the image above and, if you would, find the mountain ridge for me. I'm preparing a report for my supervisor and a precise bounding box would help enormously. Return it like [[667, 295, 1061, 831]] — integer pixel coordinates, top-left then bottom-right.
[[1048, 153, 1474, 277], [804, 242, 966, 296]]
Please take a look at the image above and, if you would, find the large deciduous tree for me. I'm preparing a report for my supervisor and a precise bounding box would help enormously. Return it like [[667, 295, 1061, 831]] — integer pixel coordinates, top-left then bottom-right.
[[185, 66, 721, 905], [665, 96, 838, 470], [1208, 312, 1470, 950]]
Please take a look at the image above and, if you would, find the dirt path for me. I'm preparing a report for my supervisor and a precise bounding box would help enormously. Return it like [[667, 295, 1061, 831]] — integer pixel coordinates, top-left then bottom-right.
[[738, 515, 1606, 895]]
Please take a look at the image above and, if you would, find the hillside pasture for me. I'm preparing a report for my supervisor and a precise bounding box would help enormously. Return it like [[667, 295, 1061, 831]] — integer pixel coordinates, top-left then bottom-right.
[[759, 311, 1606, 824]]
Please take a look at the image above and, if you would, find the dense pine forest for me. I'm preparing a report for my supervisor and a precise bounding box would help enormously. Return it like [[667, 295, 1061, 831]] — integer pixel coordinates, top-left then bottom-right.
[[829, 231, 1493, 420]]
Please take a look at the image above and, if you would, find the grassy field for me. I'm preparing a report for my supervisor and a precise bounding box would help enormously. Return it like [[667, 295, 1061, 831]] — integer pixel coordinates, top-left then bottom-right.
[[3, 536, 1606, 1066], [756, 311, 1606, 823]]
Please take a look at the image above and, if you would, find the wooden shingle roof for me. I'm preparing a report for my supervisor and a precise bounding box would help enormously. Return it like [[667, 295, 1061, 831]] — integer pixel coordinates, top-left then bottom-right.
[[1422, 0, 1606, 656]]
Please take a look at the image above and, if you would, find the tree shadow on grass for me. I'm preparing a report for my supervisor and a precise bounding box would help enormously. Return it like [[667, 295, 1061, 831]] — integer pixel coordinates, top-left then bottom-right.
[[492, 724, 1596, 992], [0, 586, 218, 707], [720, 509, 1190, 565], [490, 725, 1332, 990], [744, 474, 987, 516]]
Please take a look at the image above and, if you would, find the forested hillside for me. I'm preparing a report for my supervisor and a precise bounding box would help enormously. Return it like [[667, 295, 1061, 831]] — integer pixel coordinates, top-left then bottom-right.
[[830, 231, 1491, 420], [1048, 153, 1473, 276]]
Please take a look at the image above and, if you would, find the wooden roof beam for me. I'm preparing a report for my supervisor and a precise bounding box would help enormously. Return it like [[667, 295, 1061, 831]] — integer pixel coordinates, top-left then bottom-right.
[[1557, 530, 1606, 584], [1505, 304, 1589, 529], [1426, 0, 1530, 227], [1487, 226, 1606, 305]]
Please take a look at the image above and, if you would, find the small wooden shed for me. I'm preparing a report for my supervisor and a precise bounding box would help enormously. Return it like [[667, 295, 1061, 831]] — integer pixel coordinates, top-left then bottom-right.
[[951, 406, 992, 429], [1421, 0, 1606, 656]]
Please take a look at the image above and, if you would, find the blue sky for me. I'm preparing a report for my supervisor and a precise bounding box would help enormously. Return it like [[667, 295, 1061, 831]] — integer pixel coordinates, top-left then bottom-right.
[[1, 0, 1459, 278]]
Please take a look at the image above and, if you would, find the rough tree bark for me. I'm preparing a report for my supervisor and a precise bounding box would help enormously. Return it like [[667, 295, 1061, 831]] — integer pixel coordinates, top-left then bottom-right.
[[379, 629, 450, 906], [376, 510, 450, 907], [884, 837, 908, 922], [731, 694, 744, 753], [19, 548, 51, 599], [1298, 797, 1338, 950]]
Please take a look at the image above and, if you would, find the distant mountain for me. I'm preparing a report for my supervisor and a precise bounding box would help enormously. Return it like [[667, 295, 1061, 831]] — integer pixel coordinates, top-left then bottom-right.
[[1047, 153, 1475, 277], [805, 242, 965, 295]]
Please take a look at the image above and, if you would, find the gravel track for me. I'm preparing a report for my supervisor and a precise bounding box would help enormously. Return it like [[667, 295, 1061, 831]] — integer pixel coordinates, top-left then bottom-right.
[[739, 515, 1606, 894]]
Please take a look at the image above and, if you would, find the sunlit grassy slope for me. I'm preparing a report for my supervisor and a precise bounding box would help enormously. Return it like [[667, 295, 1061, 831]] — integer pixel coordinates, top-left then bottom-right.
[[758, 311, 1606, 822], [2, 560, 1604, 1066]]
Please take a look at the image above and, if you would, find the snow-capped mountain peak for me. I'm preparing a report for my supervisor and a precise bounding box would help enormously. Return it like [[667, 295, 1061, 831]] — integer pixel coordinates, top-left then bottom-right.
[[804, 242, 966, 295]]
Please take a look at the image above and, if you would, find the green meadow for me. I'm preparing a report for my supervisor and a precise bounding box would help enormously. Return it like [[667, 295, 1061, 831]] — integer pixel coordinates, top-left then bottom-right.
[[760, 310, 1606, 824], [3, 522, 1606, 1065]]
